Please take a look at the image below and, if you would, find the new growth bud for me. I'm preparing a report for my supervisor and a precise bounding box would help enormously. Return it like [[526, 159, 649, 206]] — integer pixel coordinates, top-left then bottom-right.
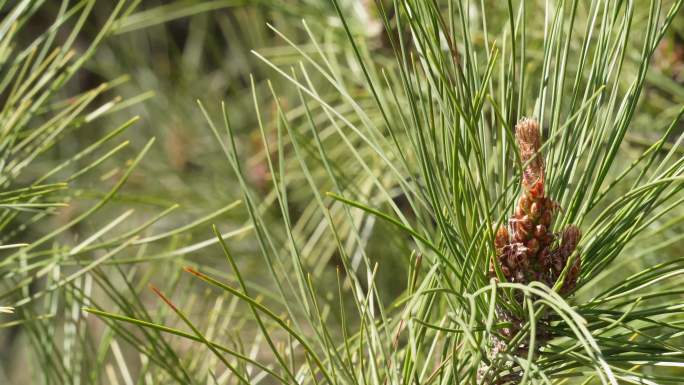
[[491, 118, 582, 295]]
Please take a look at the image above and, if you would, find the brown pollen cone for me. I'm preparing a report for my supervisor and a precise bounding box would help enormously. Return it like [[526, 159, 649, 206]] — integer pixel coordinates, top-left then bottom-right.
[[490, 118, 582, 293]]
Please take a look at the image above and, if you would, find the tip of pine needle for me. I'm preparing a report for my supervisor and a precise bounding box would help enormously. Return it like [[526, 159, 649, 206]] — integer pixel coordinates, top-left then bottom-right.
[[183, 266, 201, 277], [149, 284, 178, 311]]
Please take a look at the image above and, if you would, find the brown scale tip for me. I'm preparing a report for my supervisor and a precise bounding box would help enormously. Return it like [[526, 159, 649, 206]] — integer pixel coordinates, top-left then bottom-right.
[[562, 256, 582, 294], [515, 118, 544, 192], [560, 225, 581, 257], [495, 225, 509, 250]]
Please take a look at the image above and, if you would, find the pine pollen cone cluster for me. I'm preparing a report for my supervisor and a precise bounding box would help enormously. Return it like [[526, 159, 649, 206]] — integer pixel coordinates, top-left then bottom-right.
[[490, 118, 581, 295]]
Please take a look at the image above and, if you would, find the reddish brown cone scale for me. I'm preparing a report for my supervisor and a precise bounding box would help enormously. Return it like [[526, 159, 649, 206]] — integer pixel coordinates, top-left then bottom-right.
[[491, 118, 581, 294]]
